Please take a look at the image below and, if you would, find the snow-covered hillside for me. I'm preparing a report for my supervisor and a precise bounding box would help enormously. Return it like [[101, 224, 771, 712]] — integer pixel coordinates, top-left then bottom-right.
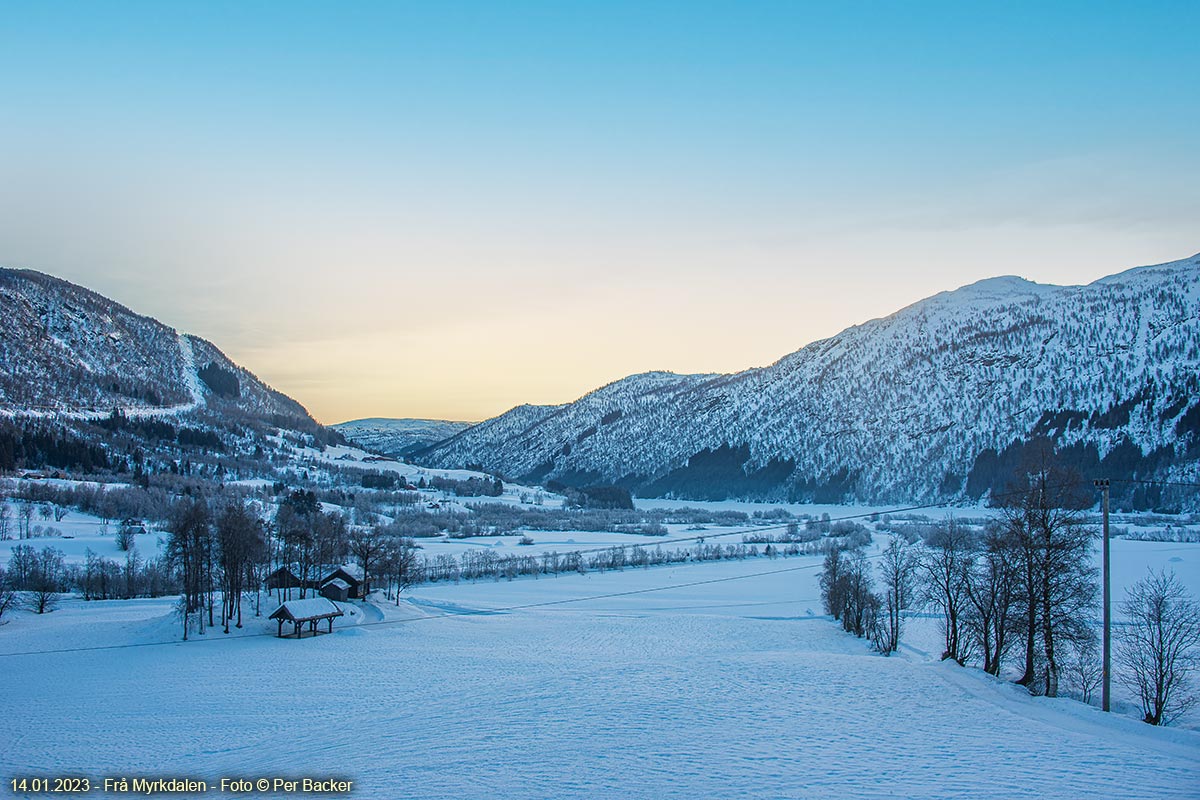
[[333, 417, 474, 457], [421, 254, 1200, 509], [0, 269, 315, 428]]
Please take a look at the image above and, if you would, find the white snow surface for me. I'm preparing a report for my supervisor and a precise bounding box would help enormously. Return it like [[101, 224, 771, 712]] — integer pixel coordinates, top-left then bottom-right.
[[294, 440, 563, 506], [270, 597, 342, 619], [0, 500, 168, 565], [2, 541, 1198, 799]]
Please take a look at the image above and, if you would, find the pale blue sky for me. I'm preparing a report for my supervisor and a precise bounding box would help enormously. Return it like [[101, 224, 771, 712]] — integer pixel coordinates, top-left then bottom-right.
[[1, 2, 1197, 422]]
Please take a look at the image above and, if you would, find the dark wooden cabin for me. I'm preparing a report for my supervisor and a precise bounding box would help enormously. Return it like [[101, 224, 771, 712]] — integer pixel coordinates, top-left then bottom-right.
[[319, 565, 366, 599], [264, 566, 304, 591]]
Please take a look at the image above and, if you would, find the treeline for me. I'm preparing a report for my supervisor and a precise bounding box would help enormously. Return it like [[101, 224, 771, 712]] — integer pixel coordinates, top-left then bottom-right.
[[743, 520, 871, 545], [387, 503, 757, 539], [97, 410, 224, 451], [404, 528, 859, 586], [11, 480, 229, 528], [0, 422, 110, 473], [818, 464, 1200, 726], [0, 543, 176, 619], [821, 467, 1099, 695], [428, 474, 504, 497], [1118, 525, 1200, 543], [556, 484, 634, 510]]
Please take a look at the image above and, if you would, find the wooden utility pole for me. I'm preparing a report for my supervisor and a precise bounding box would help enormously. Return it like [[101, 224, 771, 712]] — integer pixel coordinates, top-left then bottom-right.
[[1094, 478, 1111, 712]]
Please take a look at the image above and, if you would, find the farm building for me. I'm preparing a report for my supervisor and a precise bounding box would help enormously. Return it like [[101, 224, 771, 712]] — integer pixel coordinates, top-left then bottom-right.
[[268, 597, 344, 638], [264, 567, 305, 591], [320, 577, 352, 602], [319, 565, 366, 599]]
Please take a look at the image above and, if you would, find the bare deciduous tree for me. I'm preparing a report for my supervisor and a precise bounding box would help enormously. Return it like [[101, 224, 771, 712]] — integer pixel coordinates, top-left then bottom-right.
[[25, 546, 65, 614], [1117, 570, 1200, 726], [0, 566, 16, 623], [18, 503, 33, 539], [875, 537, 916, 654], [1001, 456, 1095, 697], [167, 497, 212, 640], [115, 522, 138, 552], [217, 501, 266, 633], [1062, 636, 1102, 706], [819, 546, 847, 621], [920, 518, 973, 663], [962, 522, 1018, 676], [840, 550, 879, 639], [383, 536, 420, 605], [348, 526, 387, 601]]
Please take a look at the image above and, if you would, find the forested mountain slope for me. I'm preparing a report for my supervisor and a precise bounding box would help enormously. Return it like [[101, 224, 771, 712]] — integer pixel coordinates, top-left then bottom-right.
[[0, 268, 340, 476], [333, 418, 473, 458], [421, 255, 1200, 510], [0, 269, 316, 429]]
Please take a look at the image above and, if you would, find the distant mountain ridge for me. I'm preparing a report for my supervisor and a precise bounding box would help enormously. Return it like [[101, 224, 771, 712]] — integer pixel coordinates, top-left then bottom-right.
[[419, 254, 1200, 511], [333, 418, 473, 458]]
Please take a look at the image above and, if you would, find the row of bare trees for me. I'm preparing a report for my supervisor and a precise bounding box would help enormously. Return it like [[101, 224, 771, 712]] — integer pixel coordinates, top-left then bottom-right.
[[0, 501, 63, 540], [899, 465, 1107, 704], [272, 490, 348, 601], [819, 461, 1200, 725], [3, 545, 66, 614], [344, 526, 421, 605]]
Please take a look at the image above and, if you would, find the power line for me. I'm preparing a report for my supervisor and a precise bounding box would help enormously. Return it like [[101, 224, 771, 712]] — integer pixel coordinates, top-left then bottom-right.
[[1105, 478, 1200, 490]]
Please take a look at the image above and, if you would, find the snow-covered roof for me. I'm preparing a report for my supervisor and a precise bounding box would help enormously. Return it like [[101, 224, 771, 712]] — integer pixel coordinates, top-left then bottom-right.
[[269, 598, 343, 621], [324, 564, 364, 582], [325, 578, 350, 590]]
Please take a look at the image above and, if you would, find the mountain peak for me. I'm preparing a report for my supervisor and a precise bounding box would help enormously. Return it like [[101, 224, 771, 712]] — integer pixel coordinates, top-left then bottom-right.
[[1093, 251, 1200, 287], [419, 255, 1200, 509]]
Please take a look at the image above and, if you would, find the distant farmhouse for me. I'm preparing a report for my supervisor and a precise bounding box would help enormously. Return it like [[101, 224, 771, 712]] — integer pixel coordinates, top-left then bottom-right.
[[264, 566, 304, 592], [319, 565, 366, 601], [263, 564, 368, 602]]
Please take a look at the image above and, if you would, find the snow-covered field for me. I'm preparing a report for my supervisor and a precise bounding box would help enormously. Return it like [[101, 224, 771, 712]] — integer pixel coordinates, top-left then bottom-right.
[[287, 441, 564, 508], [2, 537, 1198, 800], [0, 501, 169, 566], [633, 496, 987, 520]]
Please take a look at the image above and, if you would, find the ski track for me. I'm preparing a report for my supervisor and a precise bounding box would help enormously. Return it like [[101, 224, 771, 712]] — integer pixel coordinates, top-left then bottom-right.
[[2, 561, 1199, 800]]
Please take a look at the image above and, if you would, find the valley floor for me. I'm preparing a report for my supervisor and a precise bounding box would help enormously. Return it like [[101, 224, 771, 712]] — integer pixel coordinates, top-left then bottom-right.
[[2, 553, 1199, 799]]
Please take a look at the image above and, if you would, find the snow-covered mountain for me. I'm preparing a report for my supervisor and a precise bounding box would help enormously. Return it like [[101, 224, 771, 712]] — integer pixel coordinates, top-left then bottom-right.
[[421, 254, 1200, 510], [0, 268, 322, 434], [333, 417, 473, 458]]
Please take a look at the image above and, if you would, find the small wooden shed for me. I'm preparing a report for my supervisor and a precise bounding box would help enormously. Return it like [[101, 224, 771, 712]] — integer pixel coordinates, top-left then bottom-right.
[[320, 577, 351, 602], [269, 597, 344, 638]]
